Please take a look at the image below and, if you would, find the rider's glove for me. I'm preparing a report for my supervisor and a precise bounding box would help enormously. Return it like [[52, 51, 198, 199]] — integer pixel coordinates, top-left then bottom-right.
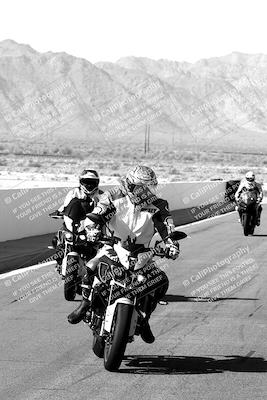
[[165, 239, 180, 260]]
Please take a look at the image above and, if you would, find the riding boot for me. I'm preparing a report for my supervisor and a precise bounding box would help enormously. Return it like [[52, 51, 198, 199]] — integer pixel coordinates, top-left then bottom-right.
[[138, 297, 155, 344], [139, 273, 169, 344], [140, 315, 155, 344], [67, 269, 94, 324]]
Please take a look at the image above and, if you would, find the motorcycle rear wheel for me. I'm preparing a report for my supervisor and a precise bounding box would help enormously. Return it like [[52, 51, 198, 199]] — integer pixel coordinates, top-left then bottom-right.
[[104, 303, 133, 371]]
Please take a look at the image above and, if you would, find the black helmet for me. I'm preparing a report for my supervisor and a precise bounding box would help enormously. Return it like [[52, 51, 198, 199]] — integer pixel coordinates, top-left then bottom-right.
[[79, 169, 99, 195]]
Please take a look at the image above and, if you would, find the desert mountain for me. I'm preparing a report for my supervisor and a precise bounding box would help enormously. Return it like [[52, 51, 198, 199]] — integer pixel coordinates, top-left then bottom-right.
[[0, 40, 267, 152]]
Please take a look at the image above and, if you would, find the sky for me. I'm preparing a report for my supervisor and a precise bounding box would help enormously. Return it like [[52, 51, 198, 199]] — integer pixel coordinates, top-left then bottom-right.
[[0, 0, 267, 63]]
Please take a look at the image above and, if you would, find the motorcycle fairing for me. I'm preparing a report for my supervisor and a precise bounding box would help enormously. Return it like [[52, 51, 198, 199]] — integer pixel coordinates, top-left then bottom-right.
[[239, 190, 258, 213], [97, 255, 128, 285]]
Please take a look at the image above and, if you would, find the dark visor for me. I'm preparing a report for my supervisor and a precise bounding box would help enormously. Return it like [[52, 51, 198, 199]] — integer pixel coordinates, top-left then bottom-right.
[[80, 178, 99, 190]]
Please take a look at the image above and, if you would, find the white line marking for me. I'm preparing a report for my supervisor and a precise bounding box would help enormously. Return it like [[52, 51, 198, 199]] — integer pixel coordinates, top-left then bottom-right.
[[178, 211, 236, 229]]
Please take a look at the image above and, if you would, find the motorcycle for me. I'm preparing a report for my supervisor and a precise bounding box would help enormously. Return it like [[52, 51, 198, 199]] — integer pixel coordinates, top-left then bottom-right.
[[49, 211, 96, 301], [82, 213, 187, 372], [238, 189, 258, 236]]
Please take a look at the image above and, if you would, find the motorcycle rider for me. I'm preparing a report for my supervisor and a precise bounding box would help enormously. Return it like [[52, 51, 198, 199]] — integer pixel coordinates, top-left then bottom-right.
[[52, 169, 102, 264], [68, 165, 180, 344], [235, 171, 263, 226]]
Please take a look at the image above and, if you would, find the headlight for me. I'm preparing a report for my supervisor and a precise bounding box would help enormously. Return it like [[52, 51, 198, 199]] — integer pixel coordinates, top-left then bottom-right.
[[65, 232, 73, 241], [79, 234, 86, 241], [137, 274, 145, 283]]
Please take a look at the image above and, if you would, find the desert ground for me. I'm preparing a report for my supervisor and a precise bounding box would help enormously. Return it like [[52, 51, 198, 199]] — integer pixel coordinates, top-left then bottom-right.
[[1, 139, 267, 188]]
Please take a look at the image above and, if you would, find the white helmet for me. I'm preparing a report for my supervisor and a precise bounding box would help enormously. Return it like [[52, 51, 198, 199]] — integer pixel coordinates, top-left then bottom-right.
[[126, 165, 158, 191], [245, 171, 255, 183], [79, 169, 99, 195]]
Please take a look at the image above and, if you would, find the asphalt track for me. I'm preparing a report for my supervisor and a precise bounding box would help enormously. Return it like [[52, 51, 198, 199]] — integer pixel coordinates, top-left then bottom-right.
[[0, 208, 267, 400], [0, 201, 234, 275]]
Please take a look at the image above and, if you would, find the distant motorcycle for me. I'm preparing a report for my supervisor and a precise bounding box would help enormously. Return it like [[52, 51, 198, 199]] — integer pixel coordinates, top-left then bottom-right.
[[49, 201, 96, 301], [82, 213, 187, 372], [238, 189, 258, 236]]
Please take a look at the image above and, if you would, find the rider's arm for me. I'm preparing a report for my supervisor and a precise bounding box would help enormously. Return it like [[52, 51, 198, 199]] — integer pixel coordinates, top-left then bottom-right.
[[151, 198, 175, 241], [234, 181, 244, 202], [85, 189, 117, 226], [152, 198, 179, 260], [256, 183, 263, 202], [58, 189, 76, 213]]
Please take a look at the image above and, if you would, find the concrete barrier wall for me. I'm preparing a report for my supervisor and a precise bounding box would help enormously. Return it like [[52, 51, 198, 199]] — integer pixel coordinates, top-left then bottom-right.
[[158, 181, 226, 209], [0, 181, 230, 242]]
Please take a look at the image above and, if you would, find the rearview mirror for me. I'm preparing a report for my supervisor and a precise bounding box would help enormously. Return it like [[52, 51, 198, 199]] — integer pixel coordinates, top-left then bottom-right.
[[167, 231, 187, 241], [86, 213, 106, 225]]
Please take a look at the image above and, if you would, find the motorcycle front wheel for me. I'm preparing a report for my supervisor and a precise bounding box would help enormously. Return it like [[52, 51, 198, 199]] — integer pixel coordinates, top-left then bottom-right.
[[104, 303, 133, 371], [64, 255, 78, 301]]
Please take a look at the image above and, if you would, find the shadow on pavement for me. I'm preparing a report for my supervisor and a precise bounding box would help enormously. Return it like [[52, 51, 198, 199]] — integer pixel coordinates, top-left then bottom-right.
[[163, 294, 258, 303], [252, 234, 267, 237], [121, 355, 267, 375]]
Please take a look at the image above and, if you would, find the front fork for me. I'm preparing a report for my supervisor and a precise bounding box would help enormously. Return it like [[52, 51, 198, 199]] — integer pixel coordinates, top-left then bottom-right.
[[99, 281, 138, 343], [62, 245, 79, 278], [90, 282, 143, 343]]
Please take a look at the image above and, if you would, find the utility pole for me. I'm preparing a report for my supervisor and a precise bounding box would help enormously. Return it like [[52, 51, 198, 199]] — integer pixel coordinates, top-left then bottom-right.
[[144, 124, 151, 154], [147, 124, 150, 153], [144, 125, 147, 154]]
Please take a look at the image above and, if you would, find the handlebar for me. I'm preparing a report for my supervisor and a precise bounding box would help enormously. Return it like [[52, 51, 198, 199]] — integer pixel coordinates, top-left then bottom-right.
[[98, 238, 167, 257], [98, 235, 121, 245], [50, 215, 63, 220], [49, 211, 63, 219]]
